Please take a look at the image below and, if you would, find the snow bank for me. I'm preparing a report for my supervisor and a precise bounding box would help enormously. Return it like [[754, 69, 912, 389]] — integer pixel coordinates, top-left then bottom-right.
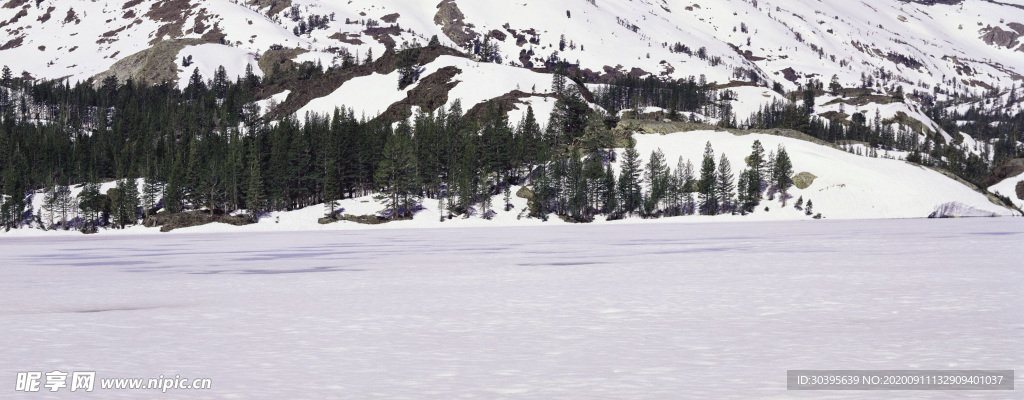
[[627, 130, 1015, 220], [989, 175, 1024, 210]]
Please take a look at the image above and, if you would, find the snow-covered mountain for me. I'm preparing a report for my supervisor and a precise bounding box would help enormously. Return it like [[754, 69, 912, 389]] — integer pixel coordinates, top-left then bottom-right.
[[3, 0, 1023, 112], [0, 0, 1021, 235]]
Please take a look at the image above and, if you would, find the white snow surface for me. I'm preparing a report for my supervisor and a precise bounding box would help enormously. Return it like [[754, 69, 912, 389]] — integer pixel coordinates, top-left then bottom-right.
[[175, 44, 262, 89], [253, 90, 291, 117], [625, 130, 1014, 219], [989, 174, 1024, 210], [297, 70, 409, 119], [1, 218, 1021, 399], [297, 56, 563, 121]]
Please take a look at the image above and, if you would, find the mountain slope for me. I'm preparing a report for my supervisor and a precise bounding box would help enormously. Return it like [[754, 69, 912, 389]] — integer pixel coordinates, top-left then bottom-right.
[[4, 1, 1023, 94], [0, 0, 1020, 235]]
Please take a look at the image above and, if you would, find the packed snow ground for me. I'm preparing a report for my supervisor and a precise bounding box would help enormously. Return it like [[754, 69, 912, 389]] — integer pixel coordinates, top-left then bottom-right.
[[1, 218, 1021, 399]]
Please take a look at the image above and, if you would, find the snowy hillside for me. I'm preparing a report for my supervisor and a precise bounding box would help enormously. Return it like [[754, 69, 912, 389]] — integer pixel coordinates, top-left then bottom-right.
[[5, 128, 1015, 238], [2, 1, 1023, 120], [628, 130, 1014, 219], [0, 0, 1021, 236], [989, 174, 1024, 209]]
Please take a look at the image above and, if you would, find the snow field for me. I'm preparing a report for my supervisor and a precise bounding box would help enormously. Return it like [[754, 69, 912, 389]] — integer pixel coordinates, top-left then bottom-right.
[[1, 217, 1021, 399], [626, 130, 1015, 219], [175, 44, 262, 90]]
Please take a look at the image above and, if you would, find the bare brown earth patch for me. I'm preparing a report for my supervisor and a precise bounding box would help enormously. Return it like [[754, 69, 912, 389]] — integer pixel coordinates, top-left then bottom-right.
[[266, 46, 465, 120], [329, 32, 364, 45], [64, 8, 80, 24], [364, 25, 401, 49], [463, 90, 557, 123], [0, 35, 24, 50], [377, 66, 463, 123], [37, 6, 54, 23], [146, 0, 195, 44], [0, 6, 27, 29], [1, 0, 27, 9]]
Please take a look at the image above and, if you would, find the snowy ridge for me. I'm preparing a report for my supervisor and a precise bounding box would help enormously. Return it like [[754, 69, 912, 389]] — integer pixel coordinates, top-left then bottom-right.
[[2, 1, 1023, 117]]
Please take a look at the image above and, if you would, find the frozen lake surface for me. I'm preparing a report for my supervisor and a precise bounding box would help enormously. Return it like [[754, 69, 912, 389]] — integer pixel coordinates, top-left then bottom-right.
[[2, 218, 1022, 399]]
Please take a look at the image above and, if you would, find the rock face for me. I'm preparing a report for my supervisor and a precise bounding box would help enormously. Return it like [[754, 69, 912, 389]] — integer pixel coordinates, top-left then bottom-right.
[[91, 38, 206, 86], [434, 0, 478, 48], [983, 158, 1024, 186], [1017, 181, 1024, 201], [793, 172, 817, 189], [980, 26, 1021, 49], [143, 211, 253, 232], [341, 214, 408, 224]]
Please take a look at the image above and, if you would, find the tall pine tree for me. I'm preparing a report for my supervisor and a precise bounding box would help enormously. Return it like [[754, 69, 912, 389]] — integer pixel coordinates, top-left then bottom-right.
[[698, 142, 719, 215]]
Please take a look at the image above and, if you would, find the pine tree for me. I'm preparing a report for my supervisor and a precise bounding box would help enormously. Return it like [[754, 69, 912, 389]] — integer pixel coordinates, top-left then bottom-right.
[[246, 139, 264, 221], [774, 146, 794, 205], [736, 169, 751, 214], [682, 160, 696, 215], [1, 65, 11, 86], [803, 89, 816, 115], [698, 142, 718, 215], [375, 121, 420, 218], [186, 68, 207, 100], [617, 147, 643, 216], [113, 178, 140, 228], [805, 199, 814, 215], [747, 140, 765, 200], [602, 162, 618, 215], [323, 111, 342, 216], [212, 65, 229, 98], [396, 46, 420, 89], [715, 154, 735, 214], [644, 149, 670, 215], [78, 181, 102, 230], [164, 156, 186, 214], [42, 182, 57, 228], [141, 176, 162, 218], [55, 183, 75, 229]]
